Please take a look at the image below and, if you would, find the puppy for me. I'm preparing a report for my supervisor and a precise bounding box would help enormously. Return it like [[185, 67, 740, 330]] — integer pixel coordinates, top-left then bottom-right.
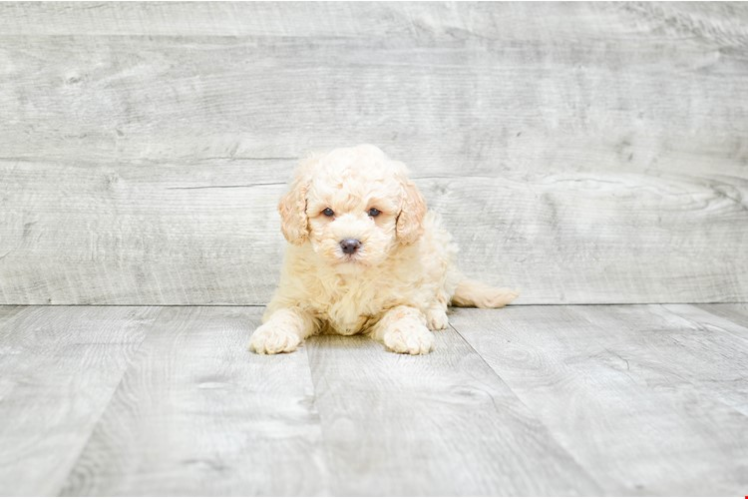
[[249, 144, 518, 355]]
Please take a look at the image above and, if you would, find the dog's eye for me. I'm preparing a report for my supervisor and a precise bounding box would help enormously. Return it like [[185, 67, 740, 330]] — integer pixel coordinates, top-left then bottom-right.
[[322, 208, 334, 217], [368, 208, 381, 217]]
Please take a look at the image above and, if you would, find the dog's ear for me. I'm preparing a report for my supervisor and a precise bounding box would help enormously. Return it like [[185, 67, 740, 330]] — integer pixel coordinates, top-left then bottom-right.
[[278, 155, 317, 245], [396, 175, 427, 244]]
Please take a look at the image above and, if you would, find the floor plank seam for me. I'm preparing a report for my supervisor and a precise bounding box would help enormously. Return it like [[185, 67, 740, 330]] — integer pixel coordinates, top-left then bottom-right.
[[690, 304, 748, 336], [4, 304, 746, 494], [653, 305, 748, 419], [643, 304, 748, 352], [53, 305, 162, 495], [302, 343, 336, 496], [445, 320, 607, 494]]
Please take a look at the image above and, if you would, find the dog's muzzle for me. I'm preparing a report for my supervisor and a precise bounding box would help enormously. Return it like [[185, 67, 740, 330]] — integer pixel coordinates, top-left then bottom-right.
[[339, 238, 362, 255]]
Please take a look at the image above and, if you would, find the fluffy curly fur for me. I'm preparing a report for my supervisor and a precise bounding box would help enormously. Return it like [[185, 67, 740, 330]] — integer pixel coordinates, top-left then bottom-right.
[[249, 144, 518, 355]]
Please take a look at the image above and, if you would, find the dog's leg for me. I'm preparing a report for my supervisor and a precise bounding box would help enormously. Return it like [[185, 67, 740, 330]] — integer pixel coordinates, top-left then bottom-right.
[[249, 308, 317, 354], [426, 306, 449, 331], [369, 305, 435, 355], [425, 292, 449, 330]]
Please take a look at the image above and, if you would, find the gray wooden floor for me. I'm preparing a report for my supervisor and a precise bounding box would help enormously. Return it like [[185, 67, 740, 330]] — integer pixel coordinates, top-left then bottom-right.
[[1, 305, 747, 496]]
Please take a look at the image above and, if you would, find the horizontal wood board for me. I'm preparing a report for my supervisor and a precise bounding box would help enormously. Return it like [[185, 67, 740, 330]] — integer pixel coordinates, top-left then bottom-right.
[[1, 2, 747, 304]]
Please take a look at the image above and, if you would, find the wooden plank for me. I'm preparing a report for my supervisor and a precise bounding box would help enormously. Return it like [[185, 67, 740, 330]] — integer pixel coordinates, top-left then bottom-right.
[[1, 30, 747, 169], [61, 306, 330, 496], [450, 305, 748, 495], [304, 328, 602, 495], [2, 159, 746, 305], [2, 2, 745, 41], [0, 305, 155, 496]]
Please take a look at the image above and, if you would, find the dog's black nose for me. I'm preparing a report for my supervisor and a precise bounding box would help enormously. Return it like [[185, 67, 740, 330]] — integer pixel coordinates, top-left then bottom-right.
[[340, 238, 361, 255]]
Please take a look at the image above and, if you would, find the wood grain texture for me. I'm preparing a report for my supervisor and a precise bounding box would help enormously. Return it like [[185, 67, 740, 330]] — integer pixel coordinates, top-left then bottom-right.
[[305, 329, 602, 496], [1, 3, 747, 42], [2, 159, 746, 305], [659, 304, 748, 416], [0, 305, 155, 496], [450, 305, 748, 495], [1, 2, 747, 305], [0, 159, 288, 305], [2, 303, 747, 494], [61, 306, 330, 496], [699, 303, 748, 328], [2, 11, 748, 166]]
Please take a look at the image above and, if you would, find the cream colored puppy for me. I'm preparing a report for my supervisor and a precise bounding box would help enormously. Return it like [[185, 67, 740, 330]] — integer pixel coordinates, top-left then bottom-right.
[[249, 144, 518, 355]]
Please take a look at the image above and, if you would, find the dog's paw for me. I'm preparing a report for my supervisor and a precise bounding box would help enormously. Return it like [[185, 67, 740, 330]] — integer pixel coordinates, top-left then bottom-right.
[[383, 325, 435, 355], [426, 308, 449, 330], [249, 323, 302, 355]]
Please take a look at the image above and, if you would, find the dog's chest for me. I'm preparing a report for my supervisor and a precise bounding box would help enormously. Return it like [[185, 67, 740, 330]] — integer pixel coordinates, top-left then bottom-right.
[[313, 279, 384, 335], [326, 307, 375, 335]]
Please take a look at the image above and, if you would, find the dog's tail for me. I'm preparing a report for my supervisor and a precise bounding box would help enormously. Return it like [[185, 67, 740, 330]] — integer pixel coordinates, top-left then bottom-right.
[[451, 279, 519, 308]]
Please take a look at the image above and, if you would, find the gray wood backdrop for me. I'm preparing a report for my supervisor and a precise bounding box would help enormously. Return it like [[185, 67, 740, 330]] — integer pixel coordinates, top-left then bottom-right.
[[1, 2, 747, 305]]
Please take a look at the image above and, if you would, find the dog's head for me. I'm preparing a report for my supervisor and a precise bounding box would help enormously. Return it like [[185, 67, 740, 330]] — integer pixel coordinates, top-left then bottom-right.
[[278, 144, 426, 268]]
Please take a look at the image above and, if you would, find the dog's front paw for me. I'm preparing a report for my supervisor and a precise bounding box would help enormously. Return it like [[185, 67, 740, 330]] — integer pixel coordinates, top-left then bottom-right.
[[426, 307, 449, 330], [383, 325, 435, 355], [249, 323, 302, 355]]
